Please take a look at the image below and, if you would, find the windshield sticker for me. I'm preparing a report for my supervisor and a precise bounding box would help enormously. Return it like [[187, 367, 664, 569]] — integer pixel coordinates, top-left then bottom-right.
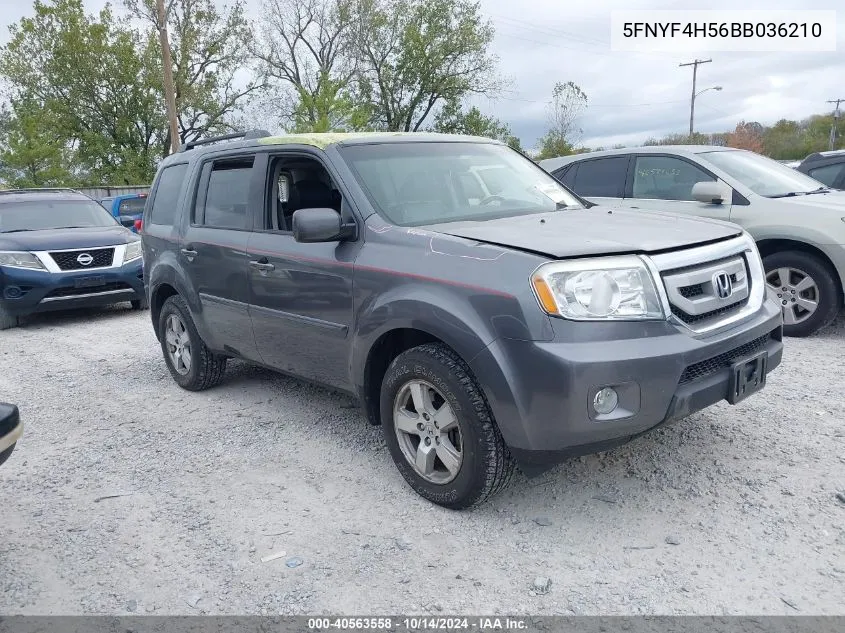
[[533, 182, 568, 203]]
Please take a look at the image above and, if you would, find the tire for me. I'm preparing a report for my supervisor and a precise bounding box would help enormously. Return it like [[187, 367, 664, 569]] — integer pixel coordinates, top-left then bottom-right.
[[763, 250, 841, 337], [0, 444, 15, 467], [131, 296, 149, 310], [0, 303, 19, 331], [158, 295, 227, 391], [380, 343, 514, 509]]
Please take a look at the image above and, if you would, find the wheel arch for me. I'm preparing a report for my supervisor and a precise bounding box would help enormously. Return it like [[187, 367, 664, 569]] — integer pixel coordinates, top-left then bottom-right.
[[756, 238, 844, 306]]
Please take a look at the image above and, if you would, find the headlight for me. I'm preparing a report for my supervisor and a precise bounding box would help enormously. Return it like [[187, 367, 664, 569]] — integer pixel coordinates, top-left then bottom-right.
[[124, 241, 142, 262], [0, 251, 46, 270], [531, 255, 665, 320]]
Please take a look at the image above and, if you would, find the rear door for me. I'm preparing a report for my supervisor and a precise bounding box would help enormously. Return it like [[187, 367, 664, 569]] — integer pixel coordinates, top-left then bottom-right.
[[552, 156, 630, 207], [246, 151, 360, 391], [618, 154, 732, 221], [180, 154, 260, 361]]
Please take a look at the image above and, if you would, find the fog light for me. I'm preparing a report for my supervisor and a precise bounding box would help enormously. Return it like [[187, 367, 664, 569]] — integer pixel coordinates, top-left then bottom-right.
[[4, 286, 22, 299], [593, 387, 619, 415]]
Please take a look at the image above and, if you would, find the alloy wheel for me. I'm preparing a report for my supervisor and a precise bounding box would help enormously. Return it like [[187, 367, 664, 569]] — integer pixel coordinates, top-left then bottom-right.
[[392, 379, 463, 484], [766, 267, 819, 326]]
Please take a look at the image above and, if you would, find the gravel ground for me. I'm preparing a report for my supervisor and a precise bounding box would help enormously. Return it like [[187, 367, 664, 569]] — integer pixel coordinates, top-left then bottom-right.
[[1, 305, 844, 616]]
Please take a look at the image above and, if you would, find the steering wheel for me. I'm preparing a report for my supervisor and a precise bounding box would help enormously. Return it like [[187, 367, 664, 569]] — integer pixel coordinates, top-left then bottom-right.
[[479, 195, 506, 206]]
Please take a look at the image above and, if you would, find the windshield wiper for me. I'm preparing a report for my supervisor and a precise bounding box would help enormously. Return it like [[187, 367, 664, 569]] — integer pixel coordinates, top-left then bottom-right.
[[770, 187, 831, 198], [0, 229, 35, 233]]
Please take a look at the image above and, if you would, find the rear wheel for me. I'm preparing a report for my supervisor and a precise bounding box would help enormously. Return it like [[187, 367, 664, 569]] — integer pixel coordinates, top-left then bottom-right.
[[0, 303, 19, 331], [380, 343, 514, 509], [763, 251, 840, 337], [158, 295, 227, 390]]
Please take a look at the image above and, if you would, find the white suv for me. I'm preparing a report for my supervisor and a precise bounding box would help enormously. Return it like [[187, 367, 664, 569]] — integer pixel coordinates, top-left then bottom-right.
[[541, 146, 845, 337]]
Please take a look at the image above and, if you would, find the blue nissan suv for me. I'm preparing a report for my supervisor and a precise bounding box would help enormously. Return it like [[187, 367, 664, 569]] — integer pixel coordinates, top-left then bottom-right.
[[0, 188, 147, 330]]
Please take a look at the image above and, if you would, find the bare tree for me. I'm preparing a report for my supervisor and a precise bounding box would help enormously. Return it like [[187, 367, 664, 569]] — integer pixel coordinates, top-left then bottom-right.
[[251, 0, 364, 131], [536, 81, 587, 160]]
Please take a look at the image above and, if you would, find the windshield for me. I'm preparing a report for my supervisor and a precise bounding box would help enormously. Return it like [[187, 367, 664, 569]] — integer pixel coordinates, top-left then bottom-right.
[[0, 199, 120, 233], [701, 149, 826, 197], [339, 142, 584, 226]]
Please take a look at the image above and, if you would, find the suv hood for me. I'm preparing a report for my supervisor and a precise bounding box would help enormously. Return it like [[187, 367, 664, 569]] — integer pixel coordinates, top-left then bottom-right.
[[428, 207, 742, 258], [0, 225, 136, 252]]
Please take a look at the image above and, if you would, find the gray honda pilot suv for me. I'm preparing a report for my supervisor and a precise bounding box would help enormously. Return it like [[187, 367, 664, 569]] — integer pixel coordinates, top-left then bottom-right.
[[142, 131, 783, 509]]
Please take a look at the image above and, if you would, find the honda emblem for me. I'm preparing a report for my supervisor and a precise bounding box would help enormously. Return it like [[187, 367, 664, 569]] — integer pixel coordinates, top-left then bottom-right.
[[713, 271, 733, 299]]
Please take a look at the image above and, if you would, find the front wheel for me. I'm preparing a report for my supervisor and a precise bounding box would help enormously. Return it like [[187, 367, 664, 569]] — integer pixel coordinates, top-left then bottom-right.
[[763, 251, 841, 337], [380, 343, 514, 509]]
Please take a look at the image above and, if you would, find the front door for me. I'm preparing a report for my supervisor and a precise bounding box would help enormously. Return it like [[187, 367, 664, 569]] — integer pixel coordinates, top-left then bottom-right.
[[180, 154, 260, 361], [618, 154, 733, 221], [247, 153, 359, 391]]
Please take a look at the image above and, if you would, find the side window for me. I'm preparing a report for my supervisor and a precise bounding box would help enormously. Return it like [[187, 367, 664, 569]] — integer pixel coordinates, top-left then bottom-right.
[[808, 163, 845, 188], [149, 163, 188, 225], [571, 157, 628, 197], [632, 156, 715, 201], [555, 165, 577, 189], [197, 157, 254, 230]]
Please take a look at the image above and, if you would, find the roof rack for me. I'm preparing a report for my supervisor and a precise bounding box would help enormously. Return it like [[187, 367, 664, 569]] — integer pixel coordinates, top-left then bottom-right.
[[0, 187, 84, 195], [181, 129, 271, 152]]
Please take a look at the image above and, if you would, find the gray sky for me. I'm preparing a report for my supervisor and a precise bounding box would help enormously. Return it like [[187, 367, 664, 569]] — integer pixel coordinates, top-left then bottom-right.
[[1, 0, 842, 150]]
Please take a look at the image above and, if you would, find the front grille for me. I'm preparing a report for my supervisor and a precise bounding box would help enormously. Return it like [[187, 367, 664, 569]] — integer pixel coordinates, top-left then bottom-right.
[[679, 334, 771, 384], [44, 282, 130, 299], [49, 248, 114, 270], [662, 255, 750, 329], [671, 298, 748, 325], [679, 284, 704, 298]]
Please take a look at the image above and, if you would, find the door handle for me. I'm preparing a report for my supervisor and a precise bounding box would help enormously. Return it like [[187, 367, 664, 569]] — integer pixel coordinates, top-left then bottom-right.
[[181, 248, 198, 260], [249, 260, 275, 272]]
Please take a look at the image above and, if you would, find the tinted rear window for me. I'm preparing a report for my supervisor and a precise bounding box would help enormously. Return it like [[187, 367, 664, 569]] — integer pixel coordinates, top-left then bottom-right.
[[571, 157, 628, 197], [149, 164, 188, 225], [200, 160, 253, 230], [118, 197, 147, 215]]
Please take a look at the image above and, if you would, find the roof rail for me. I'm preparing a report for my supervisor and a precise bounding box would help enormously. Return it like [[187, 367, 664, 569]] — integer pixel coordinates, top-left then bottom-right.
[[181, 129, 271, 152], [0, 187, 84, 195]]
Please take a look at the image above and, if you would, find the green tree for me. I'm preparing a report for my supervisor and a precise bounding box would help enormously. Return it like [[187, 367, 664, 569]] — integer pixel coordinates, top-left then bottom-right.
[[0, 102, 76, 188], [431, 100, 522, 150], [356, 0, 501, 131], [126, 0, 262, 149], [0, 0, 163, 183], [252, 0, 369, 132]]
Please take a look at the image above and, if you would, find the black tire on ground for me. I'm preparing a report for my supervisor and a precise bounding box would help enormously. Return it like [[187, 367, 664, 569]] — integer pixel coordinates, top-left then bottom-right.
[[0, 303, 19, 331], [131, 296, 149, 310], [158, 294, 227, 391], [0, 443, 15, 467], [763, 250, 841, 337], [380, 342, 514, 509]]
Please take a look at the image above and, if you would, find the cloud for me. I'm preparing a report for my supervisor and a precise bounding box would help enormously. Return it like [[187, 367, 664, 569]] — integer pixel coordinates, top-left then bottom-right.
[[1, 0, 842, 151]]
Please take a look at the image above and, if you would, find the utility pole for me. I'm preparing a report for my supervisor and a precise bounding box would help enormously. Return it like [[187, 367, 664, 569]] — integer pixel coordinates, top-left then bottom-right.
[[156, 0, 180, 154], [827, 99, 844, 150], [680, 58, 712, 137]]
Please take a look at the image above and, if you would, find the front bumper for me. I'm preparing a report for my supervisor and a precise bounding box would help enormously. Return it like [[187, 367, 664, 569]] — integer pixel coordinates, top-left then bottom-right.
[[0, 260, 144, 316], [470, 299, 784, 475]]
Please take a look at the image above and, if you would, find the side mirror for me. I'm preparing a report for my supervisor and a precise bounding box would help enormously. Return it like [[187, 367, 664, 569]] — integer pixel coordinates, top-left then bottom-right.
[[692, 181, 726, 204], [292, 208, 355, 243]]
